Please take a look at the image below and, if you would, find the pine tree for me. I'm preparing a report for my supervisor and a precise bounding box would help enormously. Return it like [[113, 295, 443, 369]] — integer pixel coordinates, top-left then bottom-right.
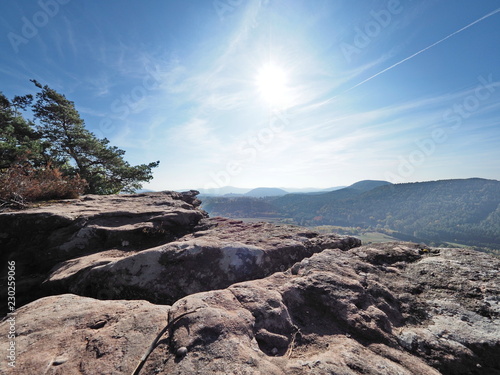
[[30, 80, 159, 194], [0, 92, 44, 169]]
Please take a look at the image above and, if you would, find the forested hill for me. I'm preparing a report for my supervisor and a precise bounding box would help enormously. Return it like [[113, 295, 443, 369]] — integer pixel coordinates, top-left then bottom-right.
[[201, 178, 500, 250]]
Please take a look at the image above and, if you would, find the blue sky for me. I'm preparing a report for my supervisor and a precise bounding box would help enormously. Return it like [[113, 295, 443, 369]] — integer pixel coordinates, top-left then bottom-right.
[[1, 0, 499, 191]]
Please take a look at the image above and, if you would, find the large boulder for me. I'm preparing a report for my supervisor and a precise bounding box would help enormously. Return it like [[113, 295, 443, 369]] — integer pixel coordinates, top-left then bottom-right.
[[43, 217, 361, 304], [0, 191, 207, 313], [3, 243, 498, 374]]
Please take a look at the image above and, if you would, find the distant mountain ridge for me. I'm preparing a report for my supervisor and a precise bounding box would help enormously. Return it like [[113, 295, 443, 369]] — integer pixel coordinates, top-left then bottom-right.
[[196, 185, 347, 197], [349, 180, 392, 191], [201, 178, 500, 250], [244, 187, 288, 197], [191, 186, 250, 196]]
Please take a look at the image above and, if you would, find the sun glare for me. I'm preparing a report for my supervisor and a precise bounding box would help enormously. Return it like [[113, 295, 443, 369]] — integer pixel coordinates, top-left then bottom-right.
[[255, 63, 289, 107]]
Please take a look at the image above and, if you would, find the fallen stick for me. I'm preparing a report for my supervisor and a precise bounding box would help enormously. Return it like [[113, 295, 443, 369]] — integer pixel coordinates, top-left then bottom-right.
[[131, 308, 201, 375]]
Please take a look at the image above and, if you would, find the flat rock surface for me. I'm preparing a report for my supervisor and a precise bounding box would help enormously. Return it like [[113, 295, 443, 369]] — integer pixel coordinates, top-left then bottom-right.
[[2, 243, 499, 374]]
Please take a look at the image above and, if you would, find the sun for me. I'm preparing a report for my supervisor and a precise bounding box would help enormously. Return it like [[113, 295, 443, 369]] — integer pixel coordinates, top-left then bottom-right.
[[255, 63, 289, 107]]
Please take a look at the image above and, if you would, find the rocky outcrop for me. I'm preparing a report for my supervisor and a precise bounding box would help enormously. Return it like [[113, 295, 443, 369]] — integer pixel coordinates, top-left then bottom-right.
[[0, 190, 205, 268], [2, 243, 498, 375], [0, 191, 207, 312], [146, 244, 499, 375], [1, 192, 499, 374], [1, 191, 360, 312], [43, 217, 361, 304]]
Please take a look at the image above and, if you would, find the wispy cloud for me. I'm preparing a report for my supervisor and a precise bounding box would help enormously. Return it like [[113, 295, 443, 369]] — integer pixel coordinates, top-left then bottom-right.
[[323, 7, 500, 103], [168, 118, 222, 152]]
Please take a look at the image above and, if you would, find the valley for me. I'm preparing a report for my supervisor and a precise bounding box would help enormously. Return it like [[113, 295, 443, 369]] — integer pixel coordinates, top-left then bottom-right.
[[201, 178, 500, 256]]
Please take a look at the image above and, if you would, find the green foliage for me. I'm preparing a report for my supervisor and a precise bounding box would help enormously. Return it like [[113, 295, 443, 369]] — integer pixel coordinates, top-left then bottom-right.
[[0, 81, 159, 201], [30, 80, 159, 194], [201, 197, 278, 218], [202, 179, 500, 250], [0, 92, 44, 169]]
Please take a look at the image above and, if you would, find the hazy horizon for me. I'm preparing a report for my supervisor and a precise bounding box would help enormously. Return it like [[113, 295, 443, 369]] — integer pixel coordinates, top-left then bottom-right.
[[176, 176, 500, 194], [2, 1, 499, 191]]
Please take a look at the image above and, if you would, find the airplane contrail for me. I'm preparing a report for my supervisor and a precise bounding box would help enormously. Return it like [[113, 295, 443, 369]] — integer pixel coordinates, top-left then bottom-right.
[[328, 7, 500, 102]]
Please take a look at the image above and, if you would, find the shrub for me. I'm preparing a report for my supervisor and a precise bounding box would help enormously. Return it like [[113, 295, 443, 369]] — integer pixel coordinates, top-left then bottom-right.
[[0, 161, 87, 205]]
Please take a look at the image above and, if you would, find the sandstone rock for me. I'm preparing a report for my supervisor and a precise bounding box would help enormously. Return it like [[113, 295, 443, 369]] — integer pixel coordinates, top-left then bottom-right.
[[0, 294, 170, 375], [397, 247, 500, 373], [2, 190, 498, 374], [43, 217, 361, 305], [148, 244, 500, 374], [0, 191, 207, 313], [142, 243, 499, 375], [1, 190, 206, 267], [5, 243, 498, 374]]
